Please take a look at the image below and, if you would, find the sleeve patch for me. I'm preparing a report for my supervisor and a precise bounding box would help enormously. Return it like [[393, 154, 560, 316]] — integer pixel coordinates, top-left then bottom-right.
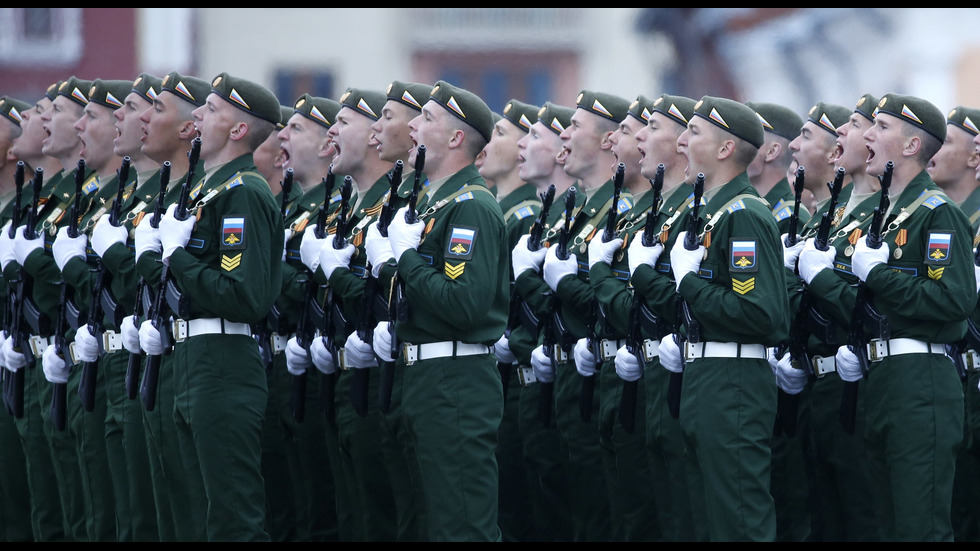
[[730, 239, 758, 272], [925, 231, 952, 265], [221, 253, 243, 271], [445, 261, 465, 279], [221, 215, 246, 250], [446, 225, 477, 260]]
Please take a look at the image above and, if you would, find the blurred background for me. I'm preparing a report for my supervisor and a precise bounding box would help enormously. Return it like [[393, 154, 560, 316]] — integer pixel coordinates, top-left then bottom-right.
[[3, 8, 980, 117]]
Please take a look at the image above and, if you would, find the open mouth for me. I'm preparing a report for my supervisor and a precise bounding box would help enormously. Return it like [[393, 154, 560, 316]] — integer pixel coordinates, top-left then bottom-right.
[[556, 146, 569, 163], [832, 142, 844, 163], [866, 146, 876, 163]]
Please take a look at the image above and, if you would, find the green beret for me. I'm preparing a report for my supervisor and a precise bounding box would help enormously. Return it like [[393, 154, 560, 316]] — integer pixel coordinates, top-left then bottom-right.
[[45, 81, 61, 102], [627, 94, 657, 125], [338, 87, 386, 121], [806, 102, 851, 137], [651, 93, 696, 129], [385, 81, 432, 112], [161, 71, 210, 107], [501, 99, 539, 133], [58, 76, 93, 108], [853, 94, 878, 122], [428, 80, 494, 143], [875, 93, 946, 144], [536, 102, 575, 136], [575, 90, 631, 124], [745, 101, 803, 141], [946, 105, 980, 137], [491, 112, 503, 125], [293, 94, 341, 130], [277, 106, 292, 130], [0, 97, 32, 127], [132, 73, 162, 105], [209, 72, 281, 125], [693, 96, 764, 149], [87, 79, 132, 110]]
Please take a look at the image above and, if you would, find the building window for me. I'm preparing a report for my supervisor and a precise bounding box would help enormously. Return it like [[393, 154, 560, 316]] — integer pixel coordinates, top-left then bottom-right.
[[273, 68, 335, 108], [0, 8, 83, 66]]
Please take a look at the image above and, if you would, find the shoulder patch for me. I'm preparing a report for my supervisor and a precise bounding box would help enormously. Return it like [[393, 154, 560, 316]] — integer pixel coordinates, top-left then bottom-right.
[[730, 239, 758, 272], [225, 176, 244, 190], [221, 215, 247, 250], [513, 205, 535, 220], [616, 197, 633, 214], [727, 200, 746, 214], [455, 191, 475, 203], [447, 225, 477, 261], [922, 194, 947, 210], [924, 231, 952, 265]]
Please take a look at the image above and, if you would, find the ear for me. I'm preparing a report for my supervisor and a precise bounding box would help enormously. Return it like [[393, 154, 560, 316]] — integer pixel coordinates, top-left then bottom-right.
[[765, 141, 782, 163], [177, 119, 198, 140], [968, 148, 980, 171], [447, 127, 465, 150], [904, 134, 922, 157], [599, 129, 615, 151], [229, 121, 249, 142], [717, 138, 736, 161]]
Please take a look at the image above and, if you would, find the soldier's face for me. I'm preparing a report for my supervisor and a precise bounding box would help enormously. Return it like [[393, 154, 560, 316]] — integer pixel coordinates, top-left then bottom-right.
[[408, 101, 453, 172], [478, 119, 522, 183], [139, 92, 188, 163], [253, 131, 285, 184], [517, 122, 562, 184], [560, 109, 603, 180], [789, 121, 836, 191], [192, 93, 235, 162], [372, 101, 416, 164], [114, 92, 151, 159], [74, 102, 118, 173], [10, 98, 50, 162], [636, 113, 684, 181], [609, 116, 644, 178], [927, 125, 976, 187], [863, 112, 906, 177], [328, 107, 373, 176], [677, 117, 720, 180], [278, 113, 330, 182], [41, 96, 82, 160], [834, 113, 873, 177]]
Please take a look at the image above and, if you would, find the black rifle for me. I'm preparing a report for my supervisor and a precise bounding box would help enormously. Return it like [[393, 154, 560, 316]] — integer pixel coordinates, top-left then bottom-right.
[[78, 156, 130, 411], [141, 137, 200, 411], [262, 168, 295, 369], [840, 160, 893, 434], [619, 163, 665, 434], [126, 162, 170, 400], [376, 161, 403, 413], [668, 173, 705, 419], [784, 165, 806, 249], [2, 161, 26, 415], [538, 186, 576, 427], [814, 167, 847, 252], [580, 163, 626, 423], [515, 184, 556, 337]]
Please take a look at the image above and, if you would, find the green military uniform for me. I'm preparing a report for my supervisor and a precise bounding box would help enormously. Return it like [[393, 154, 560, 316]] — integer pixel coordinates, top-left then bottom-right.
[[162, 74, 283, 541]]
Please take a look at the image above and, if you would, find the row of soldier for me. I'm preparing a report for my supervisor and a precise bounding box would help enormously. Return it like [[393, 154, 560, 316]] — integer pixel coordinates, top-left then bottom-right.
[[0, 72, 978, 542]]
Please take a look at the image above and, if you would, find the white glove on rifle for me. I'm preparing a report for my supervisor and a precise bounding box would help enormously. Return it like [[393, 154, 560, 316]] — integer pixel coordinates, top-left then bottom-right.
[[530, 344, 555, 384], [285, 335, 311, 376], [658, 334, 684, 374], [573, 337, 597, 377]]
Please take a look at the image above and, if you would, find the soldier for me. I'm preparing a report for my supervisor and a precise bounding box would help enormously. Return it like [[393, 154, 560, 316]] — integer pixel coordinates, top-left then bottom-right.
[[830, 93, 973, 541], [135, 72, 284, 541], [616, 92, 698, 541], [659, 96, 788, 541], [746, 102, 811, 231], [363, 80, 505, 541]]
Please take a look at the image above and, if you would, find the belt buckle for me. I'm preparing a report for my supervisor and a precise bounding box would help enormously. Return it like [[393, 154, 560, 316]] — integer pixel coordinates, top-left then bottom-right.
[[402, 343, 418, 366], [29, 336, 45, 358], [643, 339, 659, 362], [867, 340, 886, 362], [684, 341, 695, 362], [517, 366, 537, 386], [68, 342, 80, 365], [172, 319, 188, 343], [269, 334, 288, 355], [551, 344, 568, 364], [966, 350, 980, 371], [338, 347, 350, 370], [103, 331, 122, 354], [600, 339, 619, 361]]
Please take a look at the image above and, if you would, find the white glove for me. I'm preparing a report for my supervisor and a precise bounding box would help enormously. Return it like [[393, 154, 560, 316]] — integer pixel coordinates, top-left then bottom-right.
[[120, 315, 141, 355], [852, 238, 889, 282], [669, 231, 704, 291], [343, 331, 377, 369], [770, 350, 806, 394], [282, 229, 291, 263], [782, 234, 806, 272], [494, 333, 517, 365], [158, 203, 195, 262], [627, 236, 663, 277], [798, 238, 837, 285], [0, 330, 6, 369], [573, 337, 597, 377], [387, 206, 424, 262], [300, 225, 328, 272], [614, 345, 644, 382], [41, 344, 69, 384], [364, 222, 394, 277], [0, 222, 16, 270], [13, 225, 44, 266], [530, 344, 555, 384], [72, 325, 100, 363], [588, 235, 623, 269], [91, 215, 129, 258], [319, 242, 354, 280], [138, 320, 164, 356], [2, 336, 26, 372], [511, 234, 547, 278], [834, 345, 864, 382], [658, 334, 684, 373], [372, 321, 396, 363], [285, 335, 311, 376], [134, 211, 162, 263], [310, 336, 336, 375], [975, 264, 980, 294], [52, 225, 88, 271], [543, 244, 578, 291]]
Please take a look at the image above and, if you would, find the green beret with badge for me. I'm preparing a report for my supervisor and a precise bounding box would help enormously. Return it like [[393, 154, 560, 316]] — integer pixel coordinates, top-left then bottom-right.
[[626, 94, 656, 125], [853, 93, 878, 122], [428, 80, 494, 143], [131, 73, 162, 105], [501, 99, 539, 133], [293, 94, 341, 130], [651, 93, 696, 129], [946, 105, 980, 137], [385, 81, 432, 113], [87, 79, 132, 110], [161, 71, 210, 108], [575, 89, 631, 124], [874, 93, 946, 144], [536, 102, 575, 136], [0, 96, 31, 127], [693, 95, 765, 149], [338, 87, 386, 121], [746, 101, 803, 141], [209, 72, 282, 125], [806, 102, 851, 137], [59, 76, 93, 108], [276, 106, 292, 131], [45, 81, 61, 102]]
